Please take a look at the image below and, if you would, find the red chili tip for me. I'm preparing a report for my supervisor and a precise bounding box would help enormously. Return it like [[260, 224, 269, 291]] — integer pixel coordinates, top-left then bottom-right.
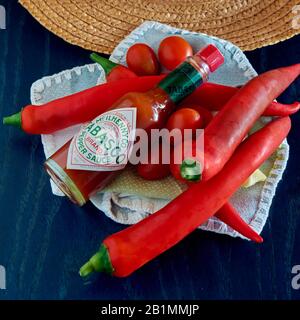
[[291, 101, 300, 113], [254, 234, 264, 244]]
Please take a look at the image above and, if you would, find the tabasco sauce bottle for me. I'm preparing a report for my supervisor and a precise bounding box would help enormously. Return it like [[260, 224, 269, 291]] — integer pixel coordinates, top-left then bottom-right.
[[44, 44, 224, 206]]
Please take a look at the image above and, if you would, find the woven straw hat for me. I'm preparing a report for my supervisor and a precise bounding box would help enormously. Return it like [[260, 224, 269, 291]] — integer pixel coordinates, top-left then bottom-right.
[[20, 0, 300, 53]]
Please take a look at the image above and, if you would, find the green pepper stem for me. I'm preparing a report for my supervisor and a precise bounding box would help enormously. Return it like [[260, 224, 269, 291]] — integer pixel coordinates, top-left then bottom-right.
[[180, 158, 202, 182], [3, 111, 22, 129], [90, 53, 117, 75], [79, 244, 114, 277]]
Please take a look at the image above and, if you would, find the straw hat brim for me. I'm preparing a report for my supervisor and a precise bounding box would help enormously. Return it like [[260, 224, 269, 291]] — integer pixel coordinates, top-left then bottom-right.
[[19, 0, 300, 54]]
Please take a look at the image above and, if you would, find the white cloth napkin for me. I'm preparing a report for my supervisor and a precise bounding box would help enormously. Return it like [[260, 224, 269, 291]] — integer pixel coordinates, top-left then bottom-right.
[[33, 21, 289, 240]]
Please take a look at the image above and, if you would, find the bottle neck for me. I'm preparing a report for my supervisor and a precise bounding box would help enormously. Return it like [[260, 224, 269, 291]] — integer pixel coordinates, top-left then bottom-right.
[[158, 57, 210, 105]]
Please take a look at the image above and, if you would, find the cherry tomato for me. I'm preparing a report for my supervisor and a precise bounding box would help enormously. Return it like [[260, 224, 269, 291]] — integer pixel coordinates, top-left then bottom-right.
[[137, 142, 170, 180], [107, 65, 137, 82], [158, 36, 193, 70], [126, 43, 160, 76], [137, 163, 170, 181], [178, 104, 213, 128], [166, 108, 203, 136]]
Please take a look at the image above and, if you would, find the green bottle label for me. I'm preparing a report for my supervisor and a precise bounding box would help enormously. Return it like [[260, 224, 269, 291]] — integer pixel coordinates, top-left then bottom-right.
[[158, 61, 203, 104]]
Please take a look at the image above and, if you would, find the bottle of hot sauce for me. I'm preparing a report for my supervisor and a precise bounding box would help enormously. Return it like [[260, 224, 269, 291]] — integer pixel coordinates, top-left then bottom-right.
[[44, 44, 224, 206]]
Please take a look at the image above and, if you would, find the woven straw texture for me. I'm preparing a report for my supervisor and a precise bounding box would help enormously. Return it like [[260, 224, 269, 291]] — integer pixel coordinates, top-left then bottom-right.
[[19, 0, 300, 53]]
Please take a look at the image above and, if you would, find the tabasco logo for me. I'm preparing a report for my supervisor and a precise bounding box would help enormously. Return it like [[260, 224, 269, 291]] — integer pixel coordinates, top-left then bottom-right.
[[67, 108, 136, 171]]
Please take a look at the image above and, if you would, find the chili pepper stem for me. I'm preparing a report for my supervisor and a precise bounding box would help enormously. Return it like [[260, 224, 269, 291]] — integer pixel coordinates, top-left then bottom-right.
[[79, 244, 114, 277], [180, 158, 202, 181], [79, 260, 96, 277], [3, 111, 21, 129], [90, 53, 117, 75]]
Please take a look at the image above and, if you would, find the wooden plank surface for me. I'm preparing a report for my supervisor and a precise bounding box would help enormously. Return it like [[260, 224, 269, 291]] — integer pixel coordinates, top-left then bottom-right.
[[0, 0, 300, 300]]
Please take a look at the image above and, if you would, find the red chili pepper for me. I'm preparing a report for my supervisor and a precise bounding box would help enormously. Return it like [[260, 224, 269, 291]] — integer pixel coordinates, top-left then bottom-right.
[[179, 64, 300, 182], [215, 203, 263, 243], [90, 54, 300, 116], [262, 101, 300, 116], [185, 82, 300, 117], [2, 76, 164, 134], [79, 117, 289, 278], [90, 53, 137, 82], [3, 74, 298, 135], [138, 122, 262, 241], [165, 108, 261, 243]]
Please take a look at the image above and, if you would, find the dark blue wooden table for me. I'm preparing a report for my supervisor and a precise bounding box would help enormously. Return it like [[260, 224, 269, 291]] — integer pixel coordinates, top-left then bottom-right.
[[0, 1, 300, 300]]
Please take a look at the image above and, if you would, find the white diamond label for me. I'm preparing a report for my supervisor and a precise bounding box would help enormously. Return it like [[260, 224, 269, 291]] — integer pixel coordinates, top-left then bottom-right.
[[67, 108, 136, 171]]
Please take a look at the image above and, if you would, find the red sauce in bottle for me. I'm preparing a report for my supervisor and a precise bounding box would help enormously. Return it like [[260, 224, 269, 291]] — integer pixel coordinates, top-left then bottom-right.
[[45, 88, 172, 204], [44, 45, 224, 205]]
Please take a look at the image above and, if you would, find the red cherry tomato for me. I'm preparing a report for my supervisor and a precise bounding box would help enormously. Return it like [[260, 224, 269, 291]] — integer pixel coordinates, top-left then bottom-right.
[[158, 36, 193, 70], [166, 108, 203, 135], [137, 143, 170, 180], [107, 65, 137, 82], [178, 104, 213, 128], [137, 163, 170, 181], [126, 43, 160, 76]]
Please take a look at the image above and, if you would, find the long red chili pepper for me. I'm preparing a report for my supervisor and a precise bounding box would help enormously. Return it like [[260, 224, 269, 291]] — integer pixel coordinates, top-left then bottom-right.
[[90, 53, 138, 82], [79, 117, 289, 278], [90, 54, 300, 116], [184, 82, 300, 116], [138, 109, 262, 242], [3, 75, 298, 135], [90, 55, 300, 117], [179, 64, 300, 182], [2, 76, 163, 134], [215, 203, 262, 243]]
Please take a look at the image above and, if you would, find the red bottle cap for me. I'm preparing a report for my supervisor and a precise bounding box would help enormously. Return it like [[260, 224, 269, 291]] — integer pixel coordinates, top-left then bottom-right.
[[196, 44, 224, 72]]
